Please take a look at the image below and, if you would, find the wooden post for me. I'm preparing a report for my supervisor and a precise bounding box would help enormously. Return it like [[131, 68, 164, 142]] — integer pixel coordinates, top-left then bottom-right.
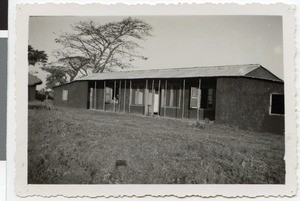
[[129, 80, 132, 114], [94, 81, 97, 109], [213, 88, 216, 109], [103, 81, 106, 111], [113, 81, 116, 112], [89, 88, 93, 109], [197, 78, 201, 121], [182, 79, 185, 119], [164, 80, 167, 117], [179, 84, 182, 111], [119, 80, 121, 113], [144, 79, 148, 115], [123, 80, 127, 113], [158, 79, 161, 115], [151, 80, 155, 115]]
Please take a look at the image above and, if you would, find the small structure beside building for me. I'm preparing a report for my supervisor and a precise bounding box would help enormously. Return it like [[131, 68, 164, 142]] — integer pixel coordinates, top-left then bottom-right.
[[53, 64, 284, 134], [28, 73, 42, 102]]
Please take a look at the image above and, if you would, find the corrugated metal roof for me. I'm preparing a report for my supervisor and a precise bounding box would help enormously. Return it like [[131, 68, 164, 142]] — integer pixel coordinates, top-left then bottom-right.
[[75, 64, 282, 82], [28, 73, 42, 86]]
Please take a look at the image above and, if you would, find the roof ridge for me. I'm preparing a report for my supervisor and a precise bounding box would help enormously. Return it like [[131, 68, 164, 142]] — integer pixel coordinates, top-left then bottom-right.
[[70, 63, 283, 84], [96, 64, 261, 74]]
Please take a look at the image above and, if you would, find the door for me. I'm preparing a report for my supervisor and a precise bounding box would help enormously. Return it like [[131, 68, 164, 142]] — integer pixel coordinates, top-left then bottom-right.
[[153, 91, 160, 113]]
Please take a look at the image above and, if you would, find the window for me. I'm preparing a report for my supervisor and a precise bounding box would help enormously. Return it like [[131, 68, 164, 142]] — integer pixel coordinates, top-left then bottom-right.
[[133, 85, 144, 105], [270, 94, 284, 115], [62, 90, 68, 101], [190, 87, 199, 108]]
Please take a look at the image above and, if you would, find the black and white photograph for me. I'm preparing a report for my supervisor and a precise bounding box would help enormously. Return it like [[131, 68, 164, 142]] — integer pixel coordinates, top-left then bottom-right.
[[27, 14, 286, 185], [11, 2, 298, 198]]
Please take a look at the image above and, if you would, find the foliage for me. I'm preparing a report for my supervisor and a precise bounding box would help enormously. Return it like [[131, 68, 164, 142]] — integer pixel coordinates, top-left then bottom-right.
[[57, 56, 90, 81], [28, 45, 48, 66], [36, 89, 53, 101], [41, 65, 68, 89]]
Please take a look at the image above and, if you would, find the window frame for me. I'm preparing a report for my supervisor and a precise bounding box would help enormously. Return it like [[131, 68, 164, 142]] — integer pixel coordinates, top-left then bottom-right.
[[269, 93, 284, 116]]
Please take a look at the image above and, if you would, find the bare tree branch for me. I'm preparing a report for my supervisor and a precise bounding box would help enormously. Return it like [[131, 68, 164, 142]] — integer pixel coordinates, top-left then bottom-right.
[[52, 17, 153, 80]]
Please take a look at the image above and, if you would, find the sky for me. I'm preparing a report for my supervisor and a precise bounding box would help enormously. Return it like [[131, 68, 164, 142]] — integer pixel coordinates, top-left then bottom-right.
[[29, 15, 283, 89]]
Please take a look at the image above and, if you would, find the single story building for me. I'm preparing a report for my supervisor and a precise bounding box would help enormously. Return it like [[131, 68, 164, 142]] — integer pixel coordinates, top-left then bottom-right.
[[28, 73, 42, 102], [53, 64, 284, 134]]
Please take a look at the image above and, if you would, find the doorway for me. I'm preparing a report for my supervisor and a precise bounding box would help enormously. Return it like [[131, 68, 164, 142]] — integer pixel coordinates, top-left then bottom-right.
[[153, 87, 160, 114]]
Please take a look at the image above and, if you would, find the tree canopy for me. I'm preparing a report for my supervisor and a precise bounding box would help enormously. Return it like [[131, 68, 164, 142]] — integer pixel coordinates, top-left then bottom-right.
[[28, 45, 48, 66], [54, 17, 152, 75], [41, 66, 69, 90]]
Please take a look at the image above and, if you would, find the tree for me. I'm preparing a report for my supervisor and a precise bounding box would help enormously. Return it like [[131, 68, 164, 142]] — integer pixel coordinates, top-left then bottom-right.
[[56, 55, 90, 81], [41, 55, 90, 88], [28, 45, 49, 91], [54, 17, 153, 75], [28, 45, 48, 66], [41, 65, 68, 89]]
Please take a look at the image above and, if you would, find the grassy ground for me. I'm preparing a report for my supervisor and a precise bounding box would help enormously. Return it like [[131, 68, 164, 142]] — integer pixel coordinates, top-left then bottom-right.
[[28, 106, 285, 184]]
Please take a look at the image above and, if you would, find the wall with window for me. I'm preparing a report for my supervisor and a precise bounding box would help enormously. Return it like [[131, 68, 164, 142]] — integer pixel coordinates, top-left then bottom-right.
[[88, 80, 132, 113], [86, 78, 217, 119], [53, 81, 89, 108], [215, 77, 284, 134], [179, 78, 216, 120], [160, 78, 216, 120], [85, 79, 150, 115]]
